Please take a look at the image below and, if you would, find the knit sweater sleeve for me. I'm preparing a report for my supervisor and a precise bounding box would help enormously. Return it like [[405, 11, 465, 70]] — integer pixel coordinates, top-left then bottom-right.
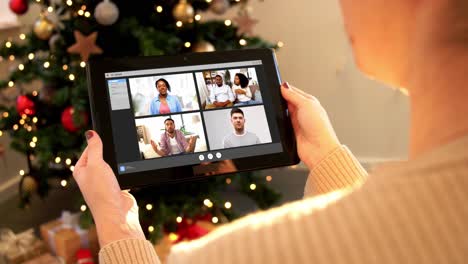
[[99, 239, 161, 264], [304, 145, 368, 197]]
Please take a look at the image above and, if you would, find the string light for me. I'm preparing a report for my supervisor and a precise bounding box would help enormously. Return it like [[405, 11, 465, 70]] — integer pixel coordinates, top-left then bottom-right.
[[32, 137, 38, 143], [30, 142, 36, 148], [26, 126, 32, 132], [194, 14, 201, 21], [80, 61, 86, 68], [43, 61, 50, 68], [224, 20, 232, 26], [224, 201, 232, 209], [32, 117, 38, 123], [19, 119, 25, 125], [8, 81, 14, 87], [36, 0, 40, 2], [32, 91, 38, 97], [13, 124, 19, 130], [80, 205, 87, 212], [155, 5, 163, 13], [277, 41, 284, 48], [266, 175, 272, 182], [206, 0, 212, 2], [2, 112, 8, 118], [55, 157, 61, 163], [239, 39, 247, 46], [226, 178, 231, 184], [168, 233, 178, 241], [176, 21, 183, 27], [203, 198, 213, 208], [146, 204, 153, 210], [60, 179, 67, 187], [84, 11, 91, 17], [81, 5, 87, 10], [211, 216, 219, 224], [66, 0, 73, 6], [77, 10, 84, 16], [18, 64, 24, 71], [0, 130, 2, 137], [47, 6, 54, 12], [65, 158, 72, 165], [184, 42, 191, 48], [19, 34, 26, 40], [250, 183, 256, 190], [19, 170, 25, 176], [69, 74, 75, 81], [28, 53, 35, 60], [5, 41, 12, 48], [62, 64, 68, 71], [148, 226, 154, 233], [70, 166, 75, 172], [176, 216, 183, 223], [9, 55, 15, 61]]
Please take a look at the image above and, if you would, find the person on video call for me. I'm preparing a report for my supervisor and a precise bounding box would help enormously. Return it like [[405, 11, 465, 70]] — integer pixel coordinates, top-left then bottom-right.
[[149, 78, 183, 115], [206, 75, 234, 109], [74, 0, 468, 262], [223, 107, 260, 148], [232, 73, 255, 106], [150, 118, 196, 156]]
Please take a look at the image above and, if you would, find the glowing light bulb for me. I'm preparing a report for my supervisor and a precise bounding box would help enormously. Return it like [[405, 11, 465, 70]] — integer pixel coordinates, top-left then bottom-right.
[[18, 64, 24, 71], [61, 179, 67, 187], [70, 166, 75, 172], [65, 158, 72, 165], [80, 205, 87, 211], [30, 142, 36, 148], [32, 137, 38, 143], [28, 53, 35, 60], [226, 178, 231, 184], [2, 112, 8, 118], [277, 41, 284, 48], [156, 6, 163, 13], [69, 74, 75, 81], [8, 81, 14, 87], [212, 216, 219, 223], [224, 201, 232, 209], [239, 39, 247, 46], [5, 41, 12, 48], [80, 61, 86, 68], [224, 20, 232, 26], [19, 34, 26, 40], [43, 61, 50, 68], [55, 157, 61, 163], [19, 170, 25, 176], [266, 175, 272, 182], [32, 117, 38, 123], [184, 42, 191, 48], [77, 10, 84, 16], [194, 14, 201, 21], [168, 233, 178, 241], [203, 199, 213, 208], [47, 6, 54, 12], [13, 124, 19, 130], [9, 55, 15, 61], [62, 65, 68, 71], [206, 0, 212, 3], [148, 226, 155, 232], [250, 183, 256, 190], [66, 0, 73, 6], [176, 21, 183, 27], [146, 204, 153, 210], [84, 11, 91, 17], [0, 130, 2, 137]]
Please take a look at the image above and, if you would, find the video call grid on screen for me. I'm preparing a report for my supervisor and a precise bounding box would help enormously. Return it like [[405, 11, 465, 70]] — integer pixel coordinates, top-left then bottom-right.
[[105, 60, 284, 174]]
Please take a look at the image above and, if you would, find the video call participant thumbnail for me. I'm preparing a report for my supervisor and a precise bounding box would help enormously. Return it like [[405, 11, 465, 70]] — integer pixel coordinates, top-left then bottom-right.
[[150, 78, 183, 115], [223, 107, 261, 148], [232, 73, 256, 106], [151, 118, 196, 156], [206, 75, 234, 109]]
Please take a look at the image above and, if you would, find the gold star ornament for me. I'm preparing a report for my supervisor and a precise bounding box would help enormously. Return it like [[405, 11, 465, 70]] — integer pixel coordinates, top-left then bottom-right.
[[67, 31, 103, 62]]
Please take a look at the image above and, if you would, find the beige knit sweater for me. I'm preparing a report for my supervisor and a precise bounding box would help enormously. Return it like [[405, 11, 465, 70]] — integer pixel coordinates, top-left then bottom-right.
[[99, 136, 468, 263]]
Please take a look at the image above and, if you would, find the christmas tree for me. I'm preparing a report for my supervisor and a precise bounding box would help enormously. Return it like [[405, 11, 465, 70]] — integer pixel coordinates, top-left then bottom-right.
[[0, 0, 282, 242]]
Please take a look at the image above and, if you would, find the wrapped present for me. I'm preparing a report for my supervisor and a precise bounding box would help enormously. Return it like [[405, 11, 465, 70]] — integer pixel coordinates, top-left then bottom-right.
[[39, 211, 99, 264], [0, 228, 47, 264], [22, 253, 60, 264]]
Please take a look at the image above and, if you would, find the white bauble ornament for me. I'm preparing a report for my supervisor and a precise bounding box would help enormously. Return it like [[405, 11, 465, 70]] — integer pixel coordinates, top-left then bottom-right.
[[94, 0, 119, 26]]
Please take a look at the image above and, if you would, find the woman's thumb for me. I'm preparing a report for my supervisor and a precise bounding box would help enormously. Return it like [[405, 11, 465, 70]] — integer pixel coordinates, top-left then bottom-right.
[[85, 130, 103, 163]]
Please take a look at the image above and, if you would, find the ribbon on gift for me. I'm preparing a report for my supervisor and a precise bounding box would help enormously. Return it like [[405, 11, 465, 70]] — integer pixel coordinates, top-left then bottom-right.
[[0, 228, 37, 261], [47, 211, 89, 254]]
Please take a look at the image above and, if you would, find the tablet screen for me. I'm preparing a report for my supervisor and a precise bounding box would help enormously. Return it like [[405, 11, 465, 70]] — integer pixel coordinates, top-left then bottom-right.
[[104, 60, 283, 175]]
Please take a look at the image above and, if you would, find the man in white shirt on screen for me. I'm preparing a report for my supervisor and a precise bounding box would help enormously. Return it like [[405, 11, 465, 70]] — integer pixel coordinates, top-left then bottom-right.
[[206, 75, 234, 109], [223, 107, 260, 148]]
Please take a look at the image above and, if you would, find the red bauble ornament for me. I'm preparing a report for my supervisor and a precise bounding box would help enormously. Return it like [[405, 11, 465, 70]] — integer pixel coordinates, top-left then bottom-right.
[[9, 0, 28, 15], [76, 249, 94, 264], [16, 95, 36, 116], [61, 106, 89, 133]]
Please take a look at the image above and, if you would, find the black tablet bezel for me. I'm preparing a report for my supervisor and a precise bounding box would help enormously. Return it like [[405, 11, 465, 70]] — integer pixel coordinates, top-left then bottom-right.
[[87, 48, 299, 189]]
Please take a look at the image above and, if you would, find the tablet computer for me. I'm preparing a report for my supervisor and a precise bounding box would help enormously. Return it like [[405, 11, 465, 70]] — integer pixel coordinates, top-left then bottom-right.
[[86, 48, 299, 189]]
